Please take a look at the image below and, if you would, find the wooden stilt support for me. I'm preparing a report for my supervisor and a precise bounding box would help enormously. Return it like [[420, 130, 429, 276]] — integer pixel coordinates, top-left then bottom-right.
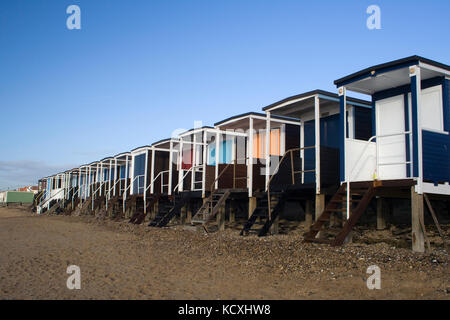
[[180, 205, 187, 225], [248, 197, 257, 219], [305, 200, 313, 228], [217, 206, 225, 231], [186, 203, 192, 224], [411, 187, 425, 253], [150, 199, 158, 220], [315, 194, 325, 239], [229, 201, 235, 223], [377, 197, 387, 230], [270, 215, 279, 235]]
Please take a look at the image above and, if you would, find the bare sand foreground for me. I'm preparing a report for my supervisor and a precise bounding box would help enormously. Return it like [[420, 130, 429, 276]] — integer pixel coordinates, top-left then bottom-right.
[[0, 206, 448, 300]]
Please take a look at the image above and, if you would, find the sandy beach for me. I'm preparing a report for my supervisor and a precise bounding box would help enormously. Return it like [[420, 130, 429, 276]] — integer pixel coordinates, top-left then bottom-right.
[[0, 205, 448, 300]]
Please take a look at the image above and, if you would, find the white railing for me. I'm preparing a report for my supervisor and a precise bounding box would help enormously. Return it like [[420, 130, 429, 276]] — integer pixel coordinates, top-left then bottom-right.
[[72, 188, 79, 210], [63, 185, 76, 209], [37, 188, 65, 214], [345, 131, 412, 219], [122, 175, 140, 213], [105, 178, 123, 210], [35, 190, 46, 208], [134, 174, 145, 195], [173, 167, 193, 193], [91, 181, 107, 210], [119, 178, 127, 195], [159, 170, 170, 194], [192, 166, 204, 191], [173, 165, 204, 193], [142, 170, 170, 213]]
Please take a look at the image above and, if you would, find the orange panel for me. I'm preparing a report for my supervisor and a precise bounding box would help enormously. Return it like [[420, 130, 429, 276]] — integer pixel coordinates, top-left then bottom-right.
[[270, 128, 280, 156], [252, 128, 281, 158], [252, 132, 264, 159]]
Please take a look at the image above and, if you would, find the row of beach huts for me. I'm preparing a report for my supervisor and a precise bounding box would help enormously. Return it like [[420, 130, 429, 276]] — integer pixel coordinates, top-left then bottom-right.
[[36, 56, 450, 252]]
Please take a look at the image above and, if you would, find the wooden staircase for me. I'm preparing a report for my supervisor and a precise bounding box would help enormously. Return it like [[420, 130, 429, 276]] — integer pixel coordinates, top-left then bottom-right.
[[148, 193, 192, 227], [190, 189, 231, 227], [304, 182, 375, 246], [240, 192, 286, 237]]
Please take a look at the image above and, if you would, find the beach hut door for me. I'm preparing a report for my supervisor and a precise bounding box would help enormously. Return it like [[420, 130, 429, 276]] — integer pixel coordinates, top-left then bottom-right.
[[375, 95, 407, 180]]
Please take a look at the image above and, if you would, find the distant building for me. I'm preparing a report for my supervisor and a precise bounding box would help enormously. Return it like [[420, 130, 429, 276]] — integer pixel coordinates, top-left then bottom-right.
[[0, 191, 35, 204], [16, 186, 39, 194]]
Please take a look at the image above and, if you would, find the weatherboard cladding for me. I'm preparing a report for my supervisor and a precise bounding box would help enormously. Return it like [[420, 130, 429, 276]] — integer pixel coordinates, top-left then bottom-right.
[[422, 130, 450, 184], [444, 79, 450, 132], [421, 79, 450, 184], [404, 94, 411, 178], [369, 77, 449, 183]]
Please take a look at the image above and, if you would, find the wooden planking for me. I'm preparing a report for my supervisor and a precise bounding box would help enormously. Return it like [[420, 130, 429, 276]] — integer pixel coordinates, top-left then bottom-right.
[[422, 130, 450, 184], [285, 123, 301, 150], [320, 146, 340, 187]]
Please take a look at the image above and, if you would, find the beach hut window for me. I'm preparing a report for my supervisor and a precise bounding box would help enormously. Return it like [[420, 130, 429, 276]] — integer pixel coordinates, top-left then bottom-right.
[[421, 85, 443, 132]]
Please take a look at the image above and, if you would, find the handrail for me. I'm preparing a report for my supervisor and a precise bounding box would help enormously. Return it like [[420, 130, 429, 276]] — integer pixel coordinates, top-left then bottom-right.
[[145, 170, 169, 194], [173, 166, 197, 193], [122, 177, 136, 197], [38, 187, 65, 211], [107, 177, 125, 198], [91, 181, 107, 210], [72, 187, 79, 210], [64, 185, 76, 208], [122, 175, 140, 213], [34, 190, 46, 207], [208, 157, 249, 194], [160, 170, 170, 193], [345, 131, 412, 219], [134, 174, 145, 194], [105, 177, 126, 210], [142, 170, 169, 213], [266, 146, 315, 220]]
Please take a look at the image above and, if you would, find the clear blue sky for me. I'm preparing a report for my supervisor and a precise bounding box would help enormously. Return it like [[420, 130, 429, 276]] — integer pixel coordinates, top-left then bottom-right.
[[0, 0, 449, 189]]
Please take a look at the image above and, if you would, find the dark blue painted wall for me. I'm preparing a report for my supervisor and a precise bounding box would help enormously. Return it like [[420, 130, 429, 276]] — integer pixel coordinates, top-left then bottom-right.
[[370, 77, 449, 183], [422, 130, 450, 183], [304, 113, 343, 184], [354, 107, 373, 141], [133, 153, 146, 193], [422, 79, 450, 183]]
